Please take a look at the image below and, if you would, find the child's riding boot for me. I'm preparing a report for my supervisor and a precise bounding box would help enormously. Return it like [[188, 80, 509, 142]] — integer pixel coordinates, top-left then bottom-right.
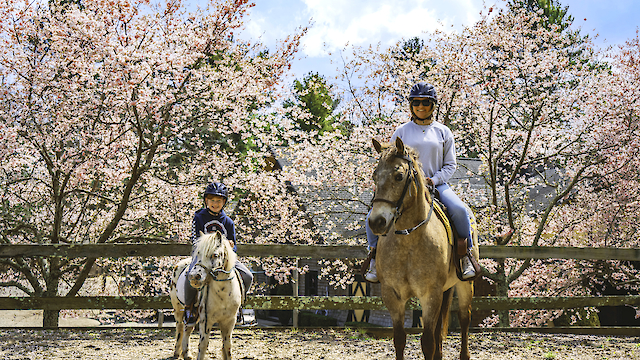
[[461, 255, 476, 280], [184, 301, 199, 327]]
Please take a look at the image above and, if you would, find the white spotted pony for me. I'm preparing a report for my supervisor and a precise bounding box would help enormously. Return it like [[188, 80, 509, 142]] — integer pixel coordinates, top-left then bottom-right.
[[169, 231, 242, 360]]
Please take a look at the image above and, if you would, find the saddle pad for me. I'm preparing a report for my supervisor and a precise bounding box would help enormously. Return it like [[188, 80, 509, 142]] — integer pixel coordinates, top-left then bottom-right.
[[433, 201, 454, 246], [176, 268, 188, 305]]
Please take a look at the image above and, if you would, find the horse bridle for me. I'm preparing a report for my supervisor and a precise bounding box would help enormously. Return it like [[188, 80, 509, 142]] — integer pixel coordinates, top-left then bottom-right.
[[192, 257, 235, 283], [371, 154, 436, 236]]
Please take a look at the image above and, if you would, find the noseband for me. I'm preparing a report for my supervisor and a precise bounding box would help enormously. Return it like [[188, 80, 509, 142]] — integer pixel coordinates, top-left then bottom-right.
[[192, 255, 235, 283], [371, 154, 436, 235]]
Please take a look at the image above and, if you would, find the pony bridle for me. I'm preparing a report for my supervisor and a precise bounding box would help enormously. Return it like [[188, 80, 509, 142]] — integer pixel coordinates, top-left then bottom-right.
[[193, 257, 235, 283], [371, 154, 436, 236]]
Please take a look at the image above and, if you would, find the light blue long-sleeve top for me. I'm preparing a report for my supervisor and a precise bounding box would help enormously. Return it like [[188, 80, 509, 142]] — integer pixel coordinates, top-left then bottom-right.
[[390, 121, 457, 186]]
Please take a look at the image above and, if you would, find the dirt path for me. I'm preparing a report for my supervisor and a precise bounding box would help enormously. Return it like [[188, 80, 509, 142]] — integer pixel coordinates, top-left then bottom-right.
[[1, 328, 639, 359]]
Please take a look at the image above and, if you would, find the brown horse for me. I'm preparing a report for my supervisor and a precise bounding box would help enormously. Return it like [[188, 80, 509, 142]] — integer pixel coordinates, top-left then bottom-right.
[[368, 137, 478, 360]]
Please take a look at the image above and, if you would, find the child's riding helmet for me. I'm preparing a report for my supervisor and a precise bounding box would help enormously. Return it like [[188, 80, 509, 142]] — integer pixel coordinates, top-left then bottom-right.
[[204, 182, 228, 204]]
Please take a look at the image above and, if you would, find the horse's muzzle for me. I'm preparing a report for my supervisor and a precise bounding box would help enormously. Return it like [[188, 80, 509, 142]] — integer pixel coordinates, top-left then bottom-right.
[[369, 214, 393, 235], [188, 270, 206, 288]]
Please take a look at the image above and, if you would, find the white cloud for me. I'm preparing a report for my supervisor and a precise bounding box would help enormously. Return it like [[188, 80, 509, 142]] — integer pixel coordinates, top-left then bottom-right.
[[300, 0, 483, 57]]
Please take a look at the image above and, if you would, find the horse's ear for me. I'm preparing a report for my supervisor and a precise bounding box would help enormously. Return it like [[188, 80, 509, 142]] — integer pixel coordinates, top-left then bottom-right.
[[372, 138, 383, 154], [395, 137, 405, 155], [373, 138, 391, 154], [199, 231, 205, 237]]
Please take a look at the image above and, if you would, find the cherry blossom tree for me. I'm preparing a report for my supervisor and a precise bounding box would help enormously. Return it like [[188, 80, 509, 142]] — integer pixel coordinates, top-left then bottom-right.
[[446, 6, 640, 327], [0, 0, 306, 326], [292, 1, 640, 326]]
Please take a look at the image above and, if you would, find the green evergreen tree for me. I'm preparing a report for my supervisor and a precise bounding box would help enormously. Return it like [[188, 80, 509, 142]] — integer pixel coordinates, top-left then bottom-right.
[[508, 0, 574, 31], [285, 72, 340, 136]]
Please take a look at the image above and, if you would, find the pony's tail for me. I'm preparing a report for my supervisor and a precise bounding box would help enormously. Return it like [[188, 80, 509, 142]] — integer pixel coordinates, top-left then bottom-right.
[[438, 287, 454, 338]]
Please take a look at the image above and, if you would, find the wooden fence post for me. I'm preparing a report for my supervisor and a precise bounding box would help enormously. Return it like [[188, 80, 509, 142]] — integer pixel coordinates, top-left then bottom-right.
[[292, 258, 299, 328], [157, 310, 164, 328]]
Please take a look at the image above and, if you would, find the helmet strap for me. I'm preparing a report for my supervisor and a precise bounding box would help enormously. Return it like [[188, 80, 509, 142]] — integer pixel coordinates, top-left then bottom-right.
[[205, 199, 226, 217]]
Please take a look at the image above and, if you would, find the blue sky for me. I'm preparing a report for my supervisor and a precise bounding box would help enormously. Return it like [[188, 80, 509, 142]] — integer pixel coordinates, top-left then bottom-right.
[[233, 0, 639, 82]]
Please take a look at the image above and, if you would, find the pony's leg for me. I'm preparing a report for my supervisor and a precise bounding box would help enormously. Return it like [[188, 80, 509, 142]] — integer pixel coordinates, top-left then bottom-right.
[[173, 309, 184, 358], [170, 284, 187, 359], [182, 324, 195, 360], [381, 285, 408, 360], [196, 307, 212, 360], [433, 288, 454, 360], [219, 315, 236, 360], [455, 281, 474, 360], [417, 289, 445, 360]]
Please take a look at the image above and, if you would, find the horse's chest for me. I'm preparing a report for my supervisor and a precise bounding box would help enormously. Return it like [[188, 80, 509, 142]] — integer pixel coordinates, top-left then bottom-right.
[[378, 238, 448, 281]]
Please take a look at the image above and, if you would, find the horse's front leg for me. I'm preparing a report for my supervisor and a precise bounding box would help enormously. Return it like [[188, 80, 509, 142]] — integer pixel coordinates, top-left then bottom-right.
[[173, 310, 184, 358], [381, 285, 408, 360], [418, 290, 445, 360], [434, 288, 454, 360], [196, 314, 212, 360], [219, 315, 236, 360], [181, 323, 195, 360]]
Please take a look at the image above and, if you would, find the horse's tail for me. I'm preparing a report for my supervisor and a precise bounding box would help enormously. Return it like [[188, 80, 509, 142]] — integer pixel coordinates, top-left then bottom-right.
[[438, 287, 454, 338]]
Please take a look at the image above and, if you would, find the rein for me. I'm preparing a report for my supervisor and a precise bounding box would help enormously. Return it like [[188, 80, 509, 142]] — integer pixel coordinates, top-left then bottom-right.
[[371, 154, 436, 236]]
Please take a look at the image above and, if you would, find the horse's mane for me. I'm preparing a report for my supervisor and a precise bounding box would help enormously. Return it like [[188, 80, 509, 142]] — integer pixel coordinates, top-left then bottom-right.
[[194, 231, 237, 272]]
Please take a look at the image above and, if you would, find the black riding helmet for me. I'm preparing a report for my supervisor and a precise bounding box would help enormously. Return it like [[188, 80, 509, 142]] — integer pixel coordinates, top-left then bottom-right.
[[203, 182, 228, 210], [408, 81, 437, 102]]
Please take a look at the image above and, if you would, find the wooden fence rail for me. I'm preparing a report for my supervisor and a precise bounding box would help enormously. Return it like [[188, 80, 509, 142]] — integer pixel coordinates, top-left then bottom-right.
[[2, 244, 640, 261], [1, 244, 639, 317], [1, 295, 639, 311]]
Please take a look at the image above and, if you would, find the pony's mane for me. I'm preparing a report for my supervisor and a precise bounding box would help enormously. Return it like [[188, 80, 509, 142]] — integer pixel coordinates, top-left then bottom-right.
[[194, 232, 222, 256], [193, 231, 236, 272]]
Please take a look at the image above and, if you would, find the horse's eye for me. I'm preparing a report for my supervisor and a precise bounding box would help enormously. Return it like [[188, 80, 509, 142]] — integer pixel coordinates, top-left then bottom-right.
[[395, 173, 403, 181]]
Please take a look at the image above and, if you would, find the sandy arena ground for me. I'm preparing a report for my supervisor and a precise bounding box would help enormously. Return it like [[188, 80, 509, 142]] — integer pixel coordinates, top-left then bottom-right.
[[1, 327, 639, 360]]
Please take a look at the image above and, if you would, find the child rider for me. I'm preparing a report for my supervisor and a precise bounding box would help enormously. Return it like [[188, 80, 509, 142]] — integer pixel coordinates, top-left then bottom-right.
[[180, 182, 255, 326]]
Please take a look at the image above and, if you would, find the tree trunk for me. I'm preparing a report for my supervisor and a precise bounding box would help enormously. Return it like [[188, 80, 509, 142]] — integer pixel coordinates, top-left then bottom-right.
[[43, 258, 61, 328], [495, 258, 510, 327]]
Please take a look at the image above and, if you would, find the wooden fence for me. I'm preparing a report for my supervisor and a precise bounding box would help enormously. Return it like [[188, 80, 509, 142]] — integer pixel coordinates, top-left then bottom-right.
[[1, 244, 640, 329]]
